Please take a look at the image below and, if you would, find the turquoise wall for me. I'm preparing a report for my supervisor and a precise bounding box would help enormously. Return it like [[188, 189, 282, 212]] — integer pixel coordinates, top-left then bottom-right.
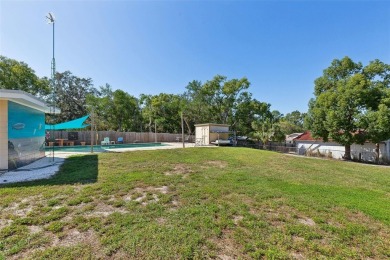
[[8, 101, 45, 138], [8, 101, 45, 170]]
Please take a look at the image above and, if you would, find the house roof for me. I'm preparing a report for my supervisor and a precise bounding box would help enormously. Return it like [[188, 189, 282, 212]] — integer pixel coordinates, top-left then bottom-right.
[[0, 89, 59, 114], [295, 130, 389, 144], [285, 132, 304, 141], [294, 131, 323, 141]]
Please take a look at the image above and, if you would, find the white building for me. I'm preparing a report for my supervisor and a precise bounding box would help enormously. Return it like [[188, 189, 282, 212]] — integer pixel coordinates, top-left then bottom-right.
[[194, 123, 230, 146], [295, 131, 390, 162]]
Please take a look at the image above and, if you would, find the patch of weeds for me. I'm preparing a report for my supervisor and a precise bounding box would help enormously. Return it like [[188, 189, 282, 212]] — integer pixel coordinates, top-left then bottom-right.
[[72, 216, 102, 232], [45, 221, 66, 233], [287, 224, 323, 240], [81, 203, 97, 212], [251, 247, 290, 259], [67, 196, 93, 206], [43, 207, 70, 223], [13, 217, 37, 226], [47, 198, 60, 207], [338, 223, 369, 241], [108, 199, 126, 208], [18, 202, 30, 209], [72, 216, 90, 232]]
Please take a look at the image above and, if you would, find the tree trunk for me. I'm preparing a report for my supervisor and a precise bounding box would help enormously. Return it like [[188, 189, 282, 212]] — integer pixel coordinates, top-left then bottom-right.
[[344, 144, 351, 160], [375, 143, 380, 164]]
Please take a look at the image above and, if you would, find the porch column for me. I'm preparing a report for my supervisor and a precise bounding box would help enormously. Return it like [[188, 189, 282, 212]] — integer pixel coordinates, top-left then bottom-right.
[[0, 100, 8, 170]]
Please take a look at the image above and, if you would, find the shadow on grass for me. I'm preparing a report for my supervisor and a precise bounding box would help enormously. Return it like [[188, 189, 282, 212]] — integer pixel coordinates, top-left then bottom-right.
[[2, 154, 99, 188]]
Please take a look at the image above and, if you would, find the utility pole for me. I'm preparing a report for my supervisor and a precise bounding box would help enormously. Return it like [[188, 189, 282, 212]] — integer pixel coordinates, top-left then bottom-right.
[[181, 112, 185, 148], [155, 121, 157, 143], [91, 108, 94, 153], [46, 12, 56, 162]]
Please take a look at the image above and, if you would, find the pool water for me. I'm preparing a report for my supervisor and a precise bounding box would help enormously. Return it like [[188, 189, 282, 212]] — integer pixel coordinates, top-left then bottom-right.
[[45, 143, 166, 153]]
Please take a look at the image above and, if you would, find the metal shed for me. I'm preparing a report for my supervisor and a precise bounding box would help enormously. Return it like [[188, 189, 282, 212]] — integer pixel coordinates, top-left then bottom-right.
[[194, 123, 230, 146]]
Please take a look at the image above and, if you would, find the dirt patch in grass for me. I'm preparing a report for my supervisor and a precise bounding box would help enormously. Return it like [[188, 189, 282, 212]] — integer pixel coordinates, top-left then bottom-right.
[[0, 219, 13, 229], [2, 196, 42, 217], [213, 230, 244, 260], [290, 251, 306, 260], [85, 203, 128, 217], [165, 164, 194, 176], [60, 229, 100, 248], [28, 225, 43, 234], [298, 218, 316, 226], [233, 215, 243, 225], [203, 160, 228, 169], [123, 186, 170, 206]]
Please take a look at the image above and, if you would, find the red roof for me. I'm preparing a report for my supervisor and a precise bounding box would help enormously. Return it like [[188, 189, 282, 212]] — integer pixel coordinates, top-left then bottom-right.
[[294, 131, 323, 141]]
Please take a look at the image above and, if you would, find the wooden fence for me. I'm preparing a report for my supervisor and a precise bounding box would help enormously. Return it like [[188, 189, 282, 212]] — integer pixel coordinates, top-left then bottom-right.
[[52, 130, 193, 145]]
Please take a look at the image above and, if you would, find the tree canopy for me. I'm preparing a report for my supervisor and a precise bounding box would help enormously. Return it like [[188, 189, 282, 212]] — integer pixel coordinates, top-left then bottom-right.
[[306, 56, 390, 160], [2, 55, 307, 138], [0, 56, 50, 98]]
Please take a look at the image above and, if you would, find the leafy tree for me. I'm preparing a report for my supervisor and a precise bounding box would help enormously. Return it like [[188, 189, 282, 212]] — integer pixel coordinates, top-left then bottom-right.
[[358, 60, 390, 162], [306, 57, 390, 160], [87, 85, 141, 131], [249, 102, 284, 148], [0, 55, 50, 98], [53, 71, 97, 124], [111, 90, 140, 131], [280, 110, 306, 134], [183, 75, 251, 134], [360, 103, 390, 162], [181, 80, 209, 134], [140, 93, 182, 133]]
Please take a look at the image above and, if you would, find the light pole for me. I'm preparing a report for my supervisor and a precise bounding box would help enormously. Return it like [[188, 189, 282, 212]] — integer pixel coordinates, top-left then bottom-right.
[[46, 12, 56, 161]]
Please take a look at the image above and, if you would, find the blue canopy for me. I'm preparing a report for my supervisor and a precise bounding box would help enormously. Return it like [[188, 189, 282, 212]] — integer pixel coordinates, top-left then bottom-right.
[[45, 115, 90, 130]]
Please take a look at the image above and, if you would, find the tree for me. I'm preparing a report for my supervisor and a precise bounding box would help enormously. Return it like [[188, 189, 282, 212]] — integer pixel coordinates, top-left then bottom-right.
[[111, 90, 140, 131], [249, 102, 284, 148], [306, 57, 390, 160], [359, 60, 390, 162], [280, 110, 306, 134], [140, 93, 182, 133], [87, 85, 141, 131], [182, 76, 251, 134], [53, 71, 97, 124], [360, 102, 390, 162], [0, 56, 50, 98]]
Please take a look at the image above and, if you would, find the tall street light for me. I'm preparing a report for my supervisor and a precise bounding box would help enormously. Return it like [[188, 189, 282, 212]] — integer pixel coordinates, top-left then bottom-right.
[[46, 12, 56, 161]]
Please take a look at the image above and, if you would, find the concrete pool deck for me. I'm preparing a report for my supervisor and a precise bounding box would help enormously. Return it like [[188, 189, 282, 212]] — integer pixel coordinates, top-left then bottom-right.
[[0, 142, 198, 184]]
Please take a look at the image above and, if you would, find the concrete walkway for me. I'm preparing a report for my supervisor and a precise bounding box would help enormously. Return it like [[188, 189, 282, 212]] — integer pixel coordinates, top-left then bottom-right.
[[0, 142, 198, 185]]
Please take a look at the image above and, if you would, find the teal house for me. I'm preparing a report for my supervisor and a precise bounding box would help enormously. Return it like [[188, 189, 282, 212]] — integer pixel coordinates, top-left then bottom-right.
[[0, 89, 53, 171]]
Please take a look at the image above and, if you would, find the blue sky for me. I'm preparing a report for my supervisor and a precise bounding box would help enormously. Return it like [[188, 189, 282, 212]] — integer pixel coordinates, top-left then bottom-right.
[[1, 0, 389, 114]]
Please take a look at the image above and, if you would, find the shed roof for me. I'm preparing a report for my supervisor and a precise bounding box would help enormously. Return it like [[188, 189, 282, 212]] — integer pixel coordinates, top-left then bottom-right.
[[194, 123, 230, 127], [0, 89, 59, 114]]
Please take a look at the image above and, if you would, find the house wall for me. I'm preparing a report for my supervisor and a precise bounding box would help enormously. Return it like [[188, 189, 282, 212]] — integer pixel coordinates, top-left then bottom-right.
[[296, 141, 389, 162], [0, 100, 8, 171], [351, 143, 387, 162], [296, 141, 345, 159], [8, 101, 45, 170]]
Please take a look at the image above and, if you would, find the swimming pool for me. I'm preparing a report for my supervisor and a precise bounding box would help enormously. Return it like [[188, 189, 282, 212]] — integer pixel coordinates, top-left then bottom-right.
[[45, 143, 167, 153]]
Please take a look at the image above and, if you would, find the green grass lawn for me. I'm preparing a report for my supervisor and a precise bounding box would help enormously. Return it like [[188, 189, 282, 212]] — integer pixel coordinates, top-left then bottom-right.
[[0, 147, 389, 259]]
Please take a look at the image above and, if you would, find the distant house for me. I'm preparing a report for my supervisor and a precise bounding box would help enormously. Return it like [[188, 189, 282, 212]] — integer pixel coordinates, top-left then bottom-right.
[[285, 133, 304, 146], [194, 123, 230, 146], [294, 131, 390, 162]]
